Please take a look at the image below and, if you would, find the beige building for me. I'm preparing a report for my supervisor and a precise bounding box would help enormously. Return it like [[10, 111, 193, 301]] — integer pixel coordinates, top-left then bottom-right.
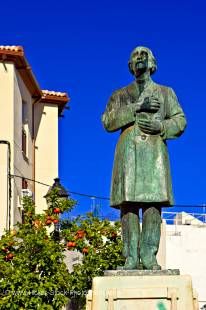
[[0, 45, 69, 236], [165, 220, 206, 309], [157, 213, 206, 309]]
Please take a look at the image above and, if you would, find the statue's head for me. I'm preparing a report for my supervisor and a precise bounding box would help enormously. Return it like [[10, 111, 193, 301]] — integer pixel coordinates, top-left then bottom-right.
[[128, 46, 157, 77]]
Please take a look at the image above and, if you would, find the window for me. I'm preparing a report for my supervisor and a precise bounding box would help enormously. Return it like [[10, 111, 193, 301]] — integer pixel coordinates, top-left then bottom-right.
[[22, 128, 27, 156], [22, 100, 27, 124], [22, 100, 28, 159], [22, 178, 28, 189]]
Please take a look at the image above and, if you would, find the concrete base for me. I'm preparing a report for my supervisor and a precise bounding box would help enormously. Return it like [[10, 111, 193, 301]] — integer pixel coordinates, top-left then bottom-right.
[[104, 269, 180, 276], [86, 271, 199, 310]]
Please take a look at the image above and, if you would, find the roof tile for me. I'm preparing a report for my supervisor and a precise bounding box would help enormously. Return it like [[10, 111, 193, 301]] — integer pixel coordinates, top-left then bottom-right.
[[0, 45, 69, 113], [0, 45, 23, 52], [42, 90, 68, 98]]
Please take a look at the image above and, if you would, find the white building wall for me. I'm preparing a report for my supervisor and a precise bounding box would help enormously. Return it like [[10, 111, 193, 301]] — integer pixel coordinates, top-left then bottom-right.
[[34, 102, 58, 213], [0, 63, 14, 235], [0, 61, 35, 234], [0, 58, 61, 234], [165, 224, 206, 309], [0, 144, 9, 235], [12, 69, 34, 224]]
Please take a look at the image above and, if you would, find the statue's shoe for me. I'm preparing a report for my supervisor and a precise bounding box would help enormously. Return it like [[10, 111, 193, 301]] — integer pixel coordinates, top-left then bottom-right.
[[142, 261, 161, 270], [140, 246, 161, 270], [117, 257, 137, 270], [151, 264, 161, 270]]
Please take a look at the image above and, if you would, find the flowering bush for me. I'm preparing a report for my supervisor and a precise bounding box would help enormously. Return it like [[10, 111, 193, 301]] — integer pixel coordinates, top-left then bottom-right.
[[62, 214, 124, 309], [0, 192, 123, 309], [0, 194, 76, 310]]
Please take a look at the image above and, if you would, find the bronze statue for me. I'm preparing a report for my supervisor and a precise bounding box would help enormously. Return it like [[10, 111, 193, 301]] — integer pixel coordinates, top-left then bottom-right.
[[102, 46, 186, 270]]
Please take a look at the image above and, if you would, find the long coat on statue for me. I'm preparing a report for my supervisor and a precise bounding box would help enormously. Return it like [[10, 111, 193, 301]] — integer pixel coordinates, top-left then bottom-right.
[[102, 78, 186, 208]]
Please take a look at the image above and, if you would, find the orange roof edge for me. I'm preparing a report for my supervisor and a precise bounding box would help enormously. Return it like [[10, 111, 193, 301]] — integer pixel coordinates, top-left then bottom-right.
[[0, 45, 42, 99], [41, 90, 70, 115], [0, 45, 69, 114]]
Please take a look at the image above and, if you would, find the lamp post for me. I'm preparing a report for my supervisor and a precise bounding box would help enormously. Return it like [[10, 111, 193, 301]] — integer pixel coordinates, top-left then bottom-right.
[[44, 178, 68, 241]]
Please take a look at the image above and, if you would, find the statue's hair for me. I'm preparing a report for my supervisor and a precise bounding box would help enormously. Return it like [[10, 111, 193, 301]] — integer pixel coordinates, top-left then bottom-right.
[[128, 46, 157, 75]]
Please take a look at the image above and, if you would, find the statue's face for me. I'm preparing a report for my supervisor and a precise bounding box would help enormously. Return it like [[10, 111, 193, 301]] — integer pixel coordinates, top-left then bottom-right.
[[130, 48, 149, 77]]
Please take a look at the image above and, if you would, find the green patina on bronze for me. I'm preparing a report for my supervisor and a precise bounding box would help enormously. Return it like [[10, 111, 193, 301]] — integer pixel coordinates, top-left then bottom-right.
[[102, 46, 186, 270], [157, 301, 167, 310]]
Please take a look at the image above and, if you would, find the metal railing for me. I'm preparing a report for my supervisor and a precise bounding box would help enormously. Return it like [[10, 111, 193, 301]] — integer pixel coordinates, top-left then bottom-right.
[[63, 207, 206, 225], [162, 211, 206, 225]]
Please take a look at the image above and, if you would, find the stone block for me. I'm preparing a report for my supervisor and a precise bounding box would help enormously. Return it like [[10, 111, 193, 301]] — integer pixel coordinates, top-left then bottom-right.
[[87, 273, 198, 309], [104, 269, 180, 277]]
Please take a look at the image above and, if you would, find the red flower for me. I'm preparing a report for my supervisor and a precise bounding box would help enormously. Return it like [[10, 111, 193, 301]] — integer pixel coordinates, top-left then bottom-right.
[[53, 208, 61, 214], [82, 247, 89, 254]]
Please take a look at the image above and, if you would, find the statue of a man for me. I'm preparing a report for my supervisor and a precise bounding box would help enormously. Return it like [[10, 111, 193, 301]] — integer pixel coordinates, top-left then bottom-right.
[[102, 46, 186, 270]]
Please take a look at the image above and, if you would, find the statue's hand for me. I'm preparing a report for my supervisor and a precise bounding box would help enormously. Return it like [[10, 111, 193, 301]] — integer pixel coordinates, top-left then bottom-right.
[[139, 97, 160, 113], [137, 119, 162, 135]]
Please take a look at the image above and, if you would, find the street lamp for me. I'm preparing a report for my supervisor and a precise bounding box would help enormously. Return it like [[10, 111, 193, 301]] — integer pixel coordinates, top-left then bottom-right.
[[44, 178, 68, 241]]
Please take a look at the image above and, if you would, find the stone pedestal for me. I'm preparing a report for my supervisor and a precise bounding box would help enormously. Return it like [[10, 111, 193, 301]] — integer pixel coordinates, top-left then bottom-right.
[[86, 270, 198, 310]]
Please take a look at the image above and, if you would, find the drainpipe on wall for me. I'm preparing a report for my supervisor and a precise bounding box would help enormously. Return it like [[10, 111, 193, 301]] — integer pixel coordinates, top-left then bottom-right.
[[0, 140, 11, 231]]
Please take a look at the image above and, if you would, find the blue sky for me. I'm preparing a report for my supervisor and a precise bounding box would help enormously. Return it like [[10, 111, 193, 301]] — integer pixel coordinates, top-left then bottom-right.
[[1, 0, 206, 215]]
